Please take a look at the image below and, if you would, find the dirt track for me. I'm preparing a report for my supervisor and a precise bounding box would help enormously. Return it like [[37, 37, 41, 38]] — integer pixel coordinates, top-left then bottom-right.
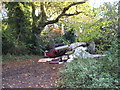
[[2, 58, 65, 88]]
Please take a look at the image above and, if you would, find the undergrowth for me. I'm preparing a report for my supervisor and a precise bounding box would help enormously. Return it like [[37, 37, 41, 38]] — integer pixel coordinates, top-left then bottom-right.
[[58, 40, 119, 88], [2, 54, 40, 62]]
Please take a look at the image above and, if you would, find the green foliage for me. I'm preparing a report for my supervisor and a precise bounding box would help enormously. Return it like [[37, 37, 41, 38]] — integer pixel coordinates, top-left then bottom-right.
[[66, 2, 118, 52], [2, 54, 40, 62], [58, 39, 119, 88], [58, 2, 119, 88], [33, 32, 68, 55], [3, 2, 89, 55], [104, 39, 119, 64], [2, 2, 32, 55], [2, 1, 118, 57], [64, 28, 76, 43], [2, 38, 29, 55]]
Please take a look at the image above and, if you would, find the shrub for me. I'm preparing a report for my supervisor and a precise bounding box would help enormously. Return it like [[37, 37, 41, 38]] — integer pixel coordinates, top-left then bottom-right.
[[34, 32, 69, 55], [58, 40, 119, 88]]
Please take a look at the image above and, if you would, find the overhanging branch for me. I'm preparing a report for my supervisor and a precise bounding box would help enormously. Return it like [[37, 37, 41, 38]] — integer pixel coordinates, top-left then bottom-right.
[[45, 0, 88, 25], [64, 11, 83, 16]]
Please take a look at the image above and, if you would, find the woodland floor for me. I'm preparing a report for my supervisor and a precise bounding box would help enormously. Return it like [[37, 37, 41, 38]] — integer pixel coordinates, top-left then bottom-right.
[[2, 57, 65, 88]]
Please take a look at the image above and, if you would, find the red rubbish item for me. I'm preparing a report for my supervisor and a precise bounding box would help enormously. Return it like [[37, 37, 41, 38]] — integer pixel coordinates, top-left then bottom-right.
[[45, 49, 56, 58]]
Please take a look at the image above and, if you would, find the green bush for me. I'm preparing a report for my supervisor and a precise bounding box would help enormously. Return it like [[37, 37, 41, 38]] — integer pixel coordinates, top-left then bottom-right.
[[34, 32, 69, 55], [58, 40, 119, 88], [2, 35, 30, 55]]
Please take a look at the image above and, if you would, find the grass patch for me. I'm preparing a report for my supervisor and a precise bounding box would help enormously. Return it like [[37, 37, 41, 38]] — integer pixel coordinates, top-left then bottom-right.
[[2, 54, 41, 62]]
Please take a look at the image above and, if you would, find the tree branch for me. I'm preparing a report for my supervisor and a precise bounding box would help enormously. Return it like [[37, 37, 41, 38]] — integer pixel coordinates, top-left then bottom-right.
[[45, 0, 88, 25], [64, 11, 82, 16]]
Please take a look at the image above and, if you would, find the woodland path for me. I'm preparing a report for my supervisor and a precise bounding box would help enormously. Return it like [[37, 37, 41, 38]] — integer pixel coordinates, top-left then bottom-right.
[[2, 57, 65, 88]]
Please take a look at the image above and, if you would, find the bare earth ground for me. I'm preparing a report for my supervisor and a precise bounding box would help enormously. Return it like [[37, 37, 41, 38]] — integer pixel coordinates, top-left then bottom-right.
[[2, 58, 65, 88]]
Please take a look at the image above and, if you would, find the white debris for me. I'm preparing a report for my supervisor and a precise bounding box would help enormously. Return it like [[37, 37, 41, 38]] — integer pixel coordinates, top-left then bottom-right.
[[76, 46, 87, 51], [67, 55, 74, 62], [38, 58, 52, 62], [70, 42, 86, 49], [92, 54, 106, 58], [55, 45, 69, 50], [59, 62, 64, 64], [73, 47, 93, 59], [67, 46, 106, 62]]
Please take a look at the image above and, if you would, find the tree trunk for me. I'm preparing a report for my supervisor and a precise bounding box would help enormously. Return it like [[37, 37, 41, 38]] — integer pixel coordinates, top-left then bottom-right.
[[31, 2, 47, 54], [38, 2, 47, 34]]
